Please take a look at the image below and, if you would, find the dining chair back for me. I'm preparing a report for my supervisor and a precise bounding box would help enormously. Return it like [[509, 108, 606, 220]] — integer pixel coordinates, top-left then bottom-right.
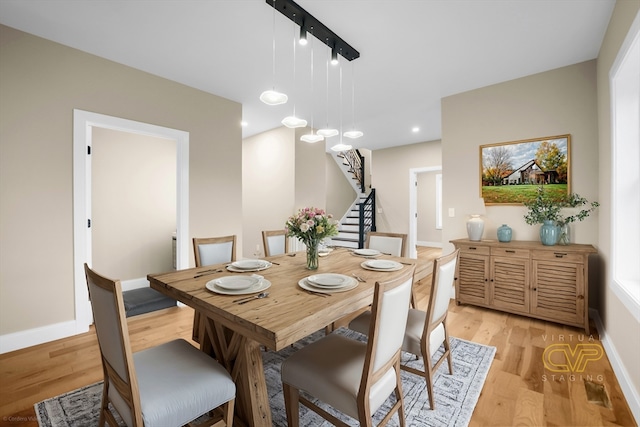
[[262, 229, 289, 257], [192, 235, 237, 342], [281, 265, 415, 426], [193, 235, 237, 267], [366, 231, 407, 257], [349, 249, 459, 409], [84, 264, 235, 427]]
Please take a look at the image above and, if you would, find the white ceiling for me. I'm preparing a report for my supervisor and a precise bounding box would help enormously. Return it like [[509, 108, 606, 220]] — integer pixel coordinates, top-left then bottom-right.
[[0, 0, 615, 151]]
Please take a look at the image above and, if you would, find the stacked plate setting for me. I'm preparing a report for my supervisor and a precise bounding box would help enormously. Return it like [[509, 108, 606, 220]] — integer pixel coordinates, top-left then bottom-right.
[[360, 259, 403, 271], [298, 273, 358, 294], [226, 259, 272, 272], [352, 248, 381, 257], [206, 275, 271, 295]]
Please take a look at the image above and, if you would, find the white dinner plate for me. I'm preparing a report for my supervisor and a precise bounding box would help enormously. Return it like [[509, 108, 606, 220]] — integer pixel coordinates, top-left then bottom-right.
[[352, 248, 381, 257], [363, 260, 402, 270], [226, 261, 272, 272], [307, 273, 351, 288], [211, 275, 260, 290], [230, 260, 270, 270], [298, 277, 358, 294], [206, 278, 271, 295], [361, 260, 403, 272]]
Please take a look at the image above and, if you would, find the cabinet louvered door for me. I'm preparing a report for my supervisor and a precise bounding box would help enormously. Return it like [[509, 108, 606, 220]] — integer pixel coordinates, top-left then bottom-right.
[[490, 256, 530, 314], [531, 260, 584, 326], [456, 253, 489, 305]]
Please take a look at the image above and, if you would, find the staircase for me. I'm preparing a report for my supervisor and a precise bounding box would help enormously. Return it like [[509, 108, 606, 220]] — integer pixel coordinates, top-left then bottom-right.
[[328, 149, 376, 249]]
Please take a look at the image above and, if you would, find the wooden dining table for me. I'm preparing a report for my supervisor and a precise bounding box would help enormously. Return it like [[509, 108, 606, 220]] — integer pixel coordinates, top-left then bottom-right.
[[148, 248, 432, 427]]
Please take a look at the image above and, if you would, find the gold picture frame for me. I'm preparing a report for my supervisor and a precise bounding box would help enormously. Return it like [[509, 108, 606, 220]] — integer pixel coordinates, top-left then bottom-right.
[[480, 134, 571, 205]]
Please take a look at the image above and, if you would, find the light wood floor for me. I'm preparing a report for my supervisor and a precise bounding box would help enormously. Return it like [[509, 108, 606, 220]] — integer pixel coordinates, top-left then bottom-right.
[[0, 247, 635, 426]]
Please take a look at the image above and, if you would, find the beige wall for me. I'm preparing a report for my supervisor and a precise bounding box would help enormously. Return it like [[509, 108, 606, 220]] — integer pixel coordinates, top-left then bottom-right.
[[596, 0, 640, 408], [242, 126, 295, 258], [0, 25, 242, 336], [294, 128, 328, 210], [92, 128, 176, 280], [441, 60, 599, 252], [241, 127, 354, 258], [371, 140, 442, 236], [441, 20, 640, 412]]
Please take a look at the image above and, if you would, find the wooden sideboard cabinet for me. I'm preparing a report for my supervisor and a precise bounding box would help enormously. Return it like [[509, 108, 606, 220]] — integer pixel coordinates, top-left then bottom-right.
[[451, 239, 596, 333]]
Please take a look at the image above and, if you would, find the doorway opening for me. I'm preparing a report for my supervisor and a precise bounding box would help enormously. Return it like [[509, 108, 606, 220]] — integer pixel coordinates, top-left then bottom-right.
[[408, 166, 443, 259], [73, 110, 189, 332]]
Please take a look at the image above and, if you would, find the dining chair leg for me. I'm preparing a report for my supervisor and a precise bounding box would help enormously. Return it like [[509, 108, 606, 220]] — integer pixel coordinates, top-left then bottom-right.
[[283, 383, 300, 427], [223, 398, 235, 427], [444, 330, 454, 375], [422, 342, 436, 410], [395, 368, 406, 427], [425, 364, 436, 409]]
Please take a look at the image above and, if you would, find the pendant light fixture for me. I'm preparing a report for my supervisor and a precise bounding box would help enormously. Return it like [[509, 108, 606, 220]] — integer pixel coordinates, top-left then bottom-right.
[[331, 56, 353, 152], [282, 15, 307, 129], [260, 0, 288, 105], [317, 41, 339, 138], [300, 30, 324, 143], [343, 61, 363, 139]]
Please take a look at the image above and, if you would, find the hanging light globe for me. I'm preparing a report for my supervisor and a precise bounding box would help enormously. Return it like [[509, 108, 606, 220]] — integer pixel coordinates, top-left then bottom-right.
[[282, 116, 307, 128], [343, 130, 363, 139], [317, 128, 339, 137], [330, 142, 352, 152], [260, 90, 288, 106], [300, 133, 324, 143]]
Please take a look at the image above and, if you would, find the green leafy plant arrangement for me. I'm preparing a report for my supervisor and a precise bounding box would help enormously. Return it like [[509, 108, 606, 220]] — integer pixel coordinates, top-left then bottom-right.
[[523, 186, 599, 226]]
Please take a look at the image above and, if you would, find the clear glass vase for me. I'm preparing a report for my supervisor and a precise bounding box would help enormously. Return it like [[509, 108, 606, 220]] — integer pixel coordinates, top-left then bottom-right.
[[306, 240, 319, 270], [558, 223, 570, 245]]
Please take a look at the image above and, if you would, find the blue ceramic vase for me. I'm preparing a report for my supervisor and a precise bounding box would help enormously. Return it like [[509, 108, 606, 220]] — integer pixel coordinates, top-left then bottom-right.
[[497, 224, 512, 242], [539, 220, 559, 246]]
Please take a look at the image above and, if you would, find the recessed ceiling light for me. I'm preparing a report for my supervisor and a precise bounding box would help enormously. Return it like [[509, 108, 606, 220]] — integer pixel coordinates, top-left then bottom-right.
[[240, 121, 248, 127], [412, 127, 420, 133]]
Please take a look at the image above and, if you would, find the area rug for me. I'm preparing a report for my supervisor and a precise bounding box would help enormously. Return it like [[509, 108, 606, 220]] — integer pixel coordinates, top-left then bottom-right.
[[36, 328, 495, 427]]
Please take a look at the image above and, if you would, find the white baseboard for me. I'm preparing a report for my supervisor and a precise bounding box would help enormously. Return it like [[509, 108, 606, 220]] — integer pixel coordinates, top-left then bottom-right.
[[416, 240, 443, 248], [0, 319, 88, 355], [590, 308, 640, 423]]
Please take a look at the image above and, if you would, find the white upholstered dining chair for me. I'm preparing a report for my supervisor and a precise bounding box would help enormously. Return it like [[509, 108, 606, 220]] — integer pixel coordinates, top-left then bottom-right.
[[261, 229, 289, 257], [84, 264, 236, 427], [349, 249, 459, 409], [281, 265, 415, 427], [366, 231, 407, 257], [192, 235, 237, 343], [193, 235, 237, 268]]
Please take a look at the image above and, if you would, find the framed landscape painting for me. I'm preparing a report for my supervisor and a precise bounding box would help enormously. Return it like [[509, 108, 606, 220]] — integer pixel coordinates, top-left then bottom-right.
[[480, 134, 571, 205]]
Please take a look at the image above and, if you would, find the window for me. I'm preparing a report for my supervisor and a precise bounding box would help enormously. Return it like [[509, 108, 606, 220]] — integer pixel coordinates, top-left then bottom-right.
[[610, 11, 640, 321]]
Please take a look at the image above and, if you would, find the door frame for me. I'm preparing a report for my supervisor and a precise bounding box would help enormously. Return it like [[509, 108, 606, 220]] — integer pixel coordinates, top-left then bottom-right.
[[73, 109, 189, 330], [408, 166, 442, 258]]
